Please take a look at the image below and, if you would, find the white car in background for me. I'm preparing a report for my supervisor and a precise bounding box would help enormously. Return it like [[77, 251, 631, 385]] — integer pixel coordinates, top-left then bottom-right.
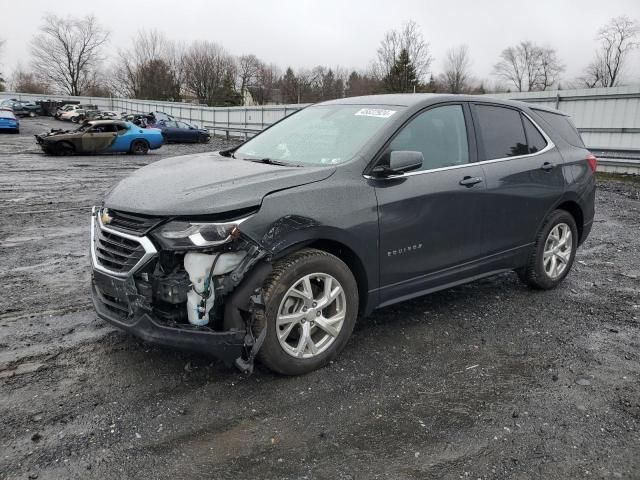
[[59, 105, 84, 121]]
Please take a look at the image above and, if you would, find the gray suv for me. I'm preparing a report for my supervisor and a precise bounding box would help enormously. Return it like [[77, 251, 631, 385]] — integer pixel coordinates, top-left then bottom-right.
[[91, 94, 596, 375]]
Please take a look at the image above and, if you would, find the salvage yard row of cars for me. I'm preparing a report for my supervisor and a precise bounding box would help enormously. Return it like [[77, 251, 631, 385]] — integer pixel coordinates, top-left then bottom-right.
[[0, 98, 212, 154]]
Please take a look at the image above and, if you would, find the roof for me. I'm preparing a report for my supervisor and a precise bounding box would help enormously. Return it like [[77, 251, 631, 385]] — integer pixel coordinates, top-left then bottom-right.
[[318, 93, 563, 114]]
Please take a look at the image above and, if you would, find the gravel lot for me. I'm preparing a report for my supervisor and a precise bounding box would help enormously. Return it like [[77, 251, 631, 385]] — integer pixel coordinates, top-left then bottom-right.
[[1, 117, 639, 480]]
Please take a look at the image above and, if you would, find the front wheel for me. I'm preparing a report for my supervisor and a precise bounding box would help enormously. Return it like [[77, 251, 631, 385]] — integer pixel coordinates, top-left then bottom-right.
[[53, 141, 75, 156], [256, 249, 359, 375], [130, 140, 149, 155], [518, 210, 578, 290]]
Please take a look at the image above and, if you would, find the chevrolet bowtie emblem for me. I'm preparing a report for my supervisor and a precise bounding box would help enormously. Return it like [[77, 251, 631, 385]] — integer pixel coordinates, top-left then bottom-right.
[[101, 209, 113, 225]]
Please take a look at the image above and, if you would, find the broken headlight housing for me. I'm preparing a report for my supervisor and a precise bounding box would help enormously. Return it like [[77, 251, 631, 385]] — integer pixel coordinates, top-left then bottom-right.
[[155, 216, 251, 249]]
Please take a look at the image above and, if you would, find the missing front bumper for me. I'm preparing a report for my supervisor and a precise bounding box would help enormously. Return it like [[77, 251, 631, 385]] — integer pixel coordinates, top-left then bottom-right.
[[91, 273, 247, 368]]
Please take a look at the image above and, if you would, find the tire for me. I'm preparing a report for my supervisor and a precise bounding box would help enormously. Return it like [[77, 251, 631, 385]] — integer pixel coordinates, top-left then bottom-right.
[[54, 141, 75, 156], [256, 248, 359, 375], [517, 209, 578, 290], [199, 134, 210, 143], [130, 139, 149, 155]]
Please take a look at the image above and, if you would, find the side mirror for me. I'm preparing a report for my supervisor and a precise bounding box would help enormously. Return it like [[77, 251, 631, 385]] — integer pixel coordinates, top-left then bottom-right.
[[371, 150, 423, 177]]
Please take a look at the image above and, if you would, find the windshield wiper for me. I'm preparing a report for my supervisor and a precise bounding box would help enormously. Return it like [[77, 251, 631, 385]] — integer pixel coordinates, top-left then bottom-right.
[[248, 157, 300, 167]]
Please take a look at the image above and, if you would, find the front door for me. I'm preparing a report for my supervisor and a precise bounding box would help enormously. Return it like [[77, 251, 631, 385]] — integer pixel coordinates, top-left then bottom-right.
[[374, 103, 487, 305], [82, 125, 117, 153]]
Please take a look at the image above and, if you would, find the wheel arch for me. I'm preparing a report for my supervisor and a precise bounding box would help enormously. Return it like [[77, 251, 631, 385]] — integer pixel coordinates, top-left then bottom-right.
[[270, 236, 370, 316], [555, 200, 584, 244]]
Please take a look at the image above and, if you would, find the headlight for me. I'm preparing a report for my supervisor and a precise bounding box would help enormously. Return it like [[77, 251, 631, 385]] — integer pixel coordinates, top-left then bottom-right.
[[155, 216, 251, 249]]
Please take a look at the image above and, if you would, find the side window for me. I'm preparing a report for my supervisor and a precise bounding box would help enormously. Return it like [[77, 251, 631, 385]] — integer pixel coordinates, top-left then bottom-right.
[[475, 105, 528, 160], [522, 115, 547, 153], [388, 105, 469, 171]]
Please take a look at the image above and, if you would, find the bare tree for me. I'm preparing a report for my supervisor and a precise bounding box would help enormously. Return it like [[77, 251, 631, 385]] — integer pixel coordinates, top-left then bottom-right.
[[10, 64, 50, 94], [251, 62, 281, 104], [111, 30, 182, 100], [182, 41, 237, 105], [536, 47, 564, 90], [580, 16, 639, 88], [0, 39, 5, 91], [237, 54, 263, 105], [440, 45, 472, 93], [374, 20, 433, 83], [493, 41, 563, 91], [30, 14, 109, 95]]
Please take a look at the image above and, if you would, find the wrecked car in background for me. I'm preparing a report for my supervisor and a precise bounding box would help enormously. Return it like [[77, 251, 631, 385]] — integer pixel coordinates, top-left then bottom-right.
[[90, 94, 596, 375], [0, 99, 42, 117], [156, 119, 211, 143], [36, 120, 163, 155]]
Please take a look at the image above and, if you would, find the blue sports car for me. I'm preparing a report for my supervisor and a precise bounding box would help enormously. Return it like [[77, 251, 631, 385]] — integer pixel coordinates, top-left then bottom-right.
[[35, 120, 164, 155], [0, 108, 20, 133]]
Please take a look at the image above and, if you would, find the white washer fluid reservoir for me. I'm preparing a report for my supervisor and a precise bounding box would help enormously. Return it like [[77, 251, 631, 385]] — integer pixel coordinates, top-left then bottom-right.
[[184, 251, 247, 326]]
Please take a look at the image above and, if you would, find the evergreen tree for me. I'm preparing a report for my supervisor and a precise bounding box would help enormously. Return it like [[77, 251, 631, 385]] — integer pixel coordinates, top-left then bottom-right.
[[280, 67, 298, 103], [384, 48, 418, 93]]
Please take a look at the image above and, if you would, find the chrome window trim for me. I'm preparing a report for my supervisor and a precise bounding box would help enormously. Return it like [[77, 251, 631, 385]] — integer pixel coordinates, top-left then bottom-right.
[[90, 206, 158, 278], [363, 111, 555, 179]]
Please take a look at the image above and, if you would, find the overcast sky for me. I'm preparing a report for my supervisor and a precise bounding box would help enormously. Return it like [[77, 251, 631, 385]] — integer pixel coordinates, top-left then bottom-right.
[[1, 0, 639, 86]]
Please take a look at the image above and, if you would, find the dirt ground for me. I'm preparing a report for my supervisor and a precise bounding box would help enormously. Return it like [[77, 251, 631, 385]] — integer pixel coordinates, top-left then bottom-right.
[[1, 117, 639, 480]]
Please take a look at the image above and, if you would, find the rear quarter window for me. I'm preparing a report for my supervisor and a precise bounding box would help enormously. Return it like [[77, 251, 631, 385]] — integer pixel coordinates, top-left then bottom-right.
[[533, 110, 585, 148]]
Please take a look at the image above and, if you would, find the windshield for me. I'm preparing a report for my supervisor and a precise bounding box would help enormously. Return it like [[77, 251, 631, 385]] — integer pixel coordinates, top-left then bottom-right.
[[234, 105, 402, 165]]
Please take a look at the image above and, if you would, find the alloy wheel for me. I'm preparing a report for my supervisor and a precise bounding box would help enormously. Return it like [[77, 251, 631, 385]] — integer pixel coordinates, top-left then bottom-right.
[[276, 273, 347, 359], [543, 222, 572, 279]]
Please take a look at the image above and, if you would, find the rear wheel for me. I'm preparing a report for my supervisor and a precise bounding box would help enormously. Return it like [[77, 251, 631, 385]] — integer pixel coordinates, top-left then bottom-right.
[[518, 210, 578, 289], [256, 249, 358, 375], [130, 139, 149, 155]]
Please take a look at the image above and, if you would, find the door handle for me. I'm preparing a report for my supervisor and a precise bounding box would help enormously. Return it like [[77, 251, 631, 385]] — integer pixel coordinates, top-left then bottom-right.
[[459, 176, 483, 187], [541, 162, 555, 171]]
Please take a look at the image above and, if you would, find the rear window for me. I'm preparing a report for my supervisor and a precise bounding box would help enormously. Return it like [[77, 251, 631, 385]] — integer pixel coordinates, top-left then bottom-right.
[[474, 105, 528, 160], [533, 110, 585, 148]]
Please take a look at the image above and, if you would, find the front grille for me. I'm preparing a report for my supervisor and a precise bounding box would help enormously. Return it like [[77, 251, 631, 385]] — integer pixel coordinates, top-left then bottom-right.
[[95, 228, 146, 273], [105, 209, 164, 235]]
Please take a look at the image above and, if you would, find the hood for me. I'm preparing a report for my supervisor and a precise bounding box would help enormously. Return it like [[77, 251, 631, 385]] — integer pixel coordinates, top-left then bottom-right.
[[36, 128, 73, 139], [104, 151, 336, 216]]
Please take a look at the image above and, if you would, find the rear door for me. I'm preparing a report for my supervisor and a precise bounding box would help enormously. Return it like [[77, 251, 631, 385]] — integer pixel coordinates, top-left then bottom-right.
[[471, 103, 566, 258], [374, 103, 488, 305]]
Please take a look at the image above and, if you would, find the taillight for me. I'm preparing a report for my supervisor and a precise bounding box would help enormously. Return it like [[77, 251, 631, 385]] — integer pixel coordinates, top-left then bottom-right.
[[586, 153, 597, 173]]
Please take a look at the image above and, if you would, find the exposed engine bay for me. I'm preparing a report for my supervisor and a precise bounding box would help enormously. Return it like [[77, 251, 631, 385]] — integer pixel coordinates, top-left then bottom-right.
[[90, 206, 273, 373]]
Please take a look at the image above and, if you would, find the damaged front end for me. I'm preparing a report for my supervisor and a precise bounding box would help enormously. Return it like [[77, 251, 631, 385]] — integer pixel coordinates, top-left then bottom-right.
[[90, 206, 271, 373]]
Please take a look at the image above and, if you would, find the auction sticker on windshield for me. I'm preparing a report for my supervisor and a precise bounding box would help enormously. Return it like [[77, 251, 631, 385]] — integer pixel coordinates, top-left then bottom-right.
[[354, 108, 397, 118]]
